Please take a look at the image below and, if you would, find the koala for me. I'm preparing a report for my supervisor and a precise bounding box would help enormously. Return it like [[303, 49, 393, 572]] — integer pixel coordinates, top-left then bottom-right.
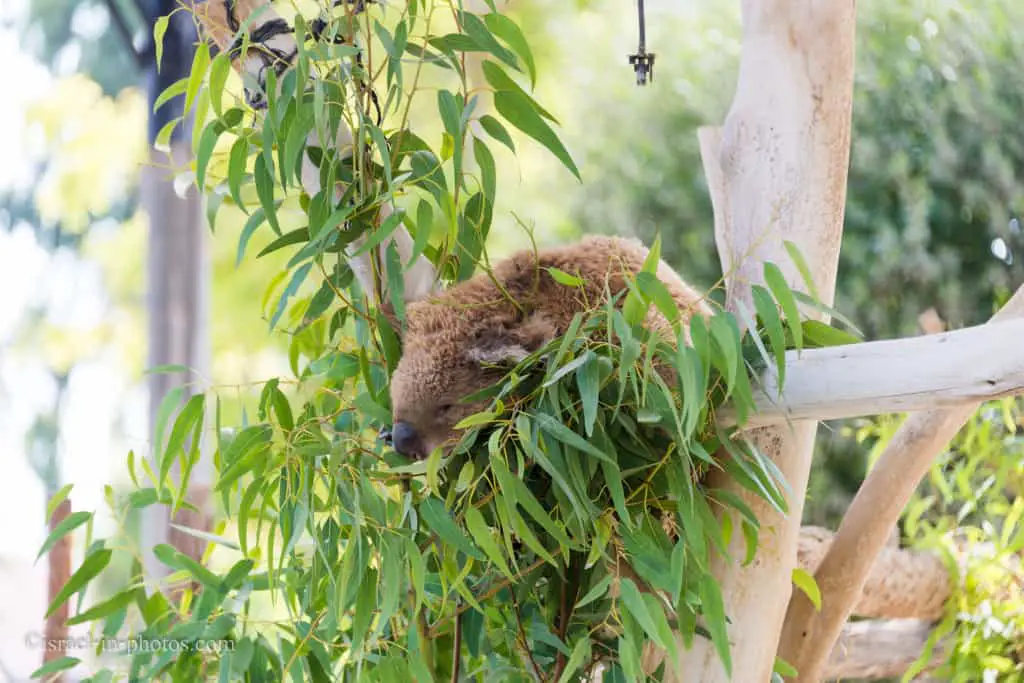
[[386, 235, 713, 460]]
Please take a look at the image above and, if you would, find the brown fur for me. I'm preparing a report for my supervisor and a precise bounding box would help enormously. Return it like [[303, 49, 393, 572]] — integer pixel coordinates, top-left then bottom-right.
[[388, 236, 713, 459]]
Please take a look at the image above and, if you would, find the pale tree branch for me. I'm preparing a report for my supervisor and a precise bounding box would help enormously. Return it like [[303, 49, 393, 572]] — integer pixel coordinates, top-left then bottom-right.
[[717, 317, 1024, 428], [778, 285, 1024, 682], [654, 3, 857, 680]]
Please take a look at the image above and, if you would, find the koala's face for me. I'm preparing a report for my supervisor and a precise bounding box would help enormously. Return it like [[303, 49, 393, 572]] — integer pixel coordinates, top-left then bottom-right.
[[387, 338, 519, 460]]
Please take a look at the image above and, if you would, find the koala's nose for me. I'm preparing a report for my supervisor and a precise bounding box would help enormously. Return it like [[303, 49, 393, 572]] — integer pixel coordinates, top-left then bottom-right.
[[391, 421, 423, 458]]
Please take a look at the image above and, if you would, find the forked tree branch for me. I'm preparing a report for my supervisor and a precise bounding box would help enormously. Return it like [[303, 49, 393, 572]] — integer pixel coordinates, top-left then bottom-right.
[[778, 284, 1024, 682]]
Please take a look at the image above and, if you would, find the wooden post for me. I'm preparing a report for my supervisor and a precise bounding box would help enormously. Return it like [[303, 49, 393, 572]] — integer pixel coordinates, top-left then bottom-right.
[[140, 138, 212, 581]]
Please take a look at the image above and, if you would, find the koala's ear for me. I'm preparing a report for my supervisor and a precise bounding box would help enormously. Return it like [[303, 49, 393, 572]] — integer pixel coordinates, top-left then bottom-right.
[[467, 312, 559, 366], [467, 338, 531, 366]]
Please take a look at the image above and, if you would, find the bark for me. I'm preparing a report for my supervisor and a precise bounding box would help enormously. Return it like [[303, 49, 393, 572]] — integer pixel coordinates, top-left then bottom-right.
[[778, 285, 1024, 681], [717, 317, 1024, 429], [43, 498, 72, 681], [658, 2, 856, 680]]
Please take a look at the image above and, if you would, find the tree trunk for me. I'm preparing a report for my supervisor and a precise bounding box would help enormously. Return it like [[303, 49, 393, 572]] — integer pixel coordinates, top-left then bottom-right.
[[140, 137, 212, 583], [661, 2, 856, 679], [42, 498, 72, 681]]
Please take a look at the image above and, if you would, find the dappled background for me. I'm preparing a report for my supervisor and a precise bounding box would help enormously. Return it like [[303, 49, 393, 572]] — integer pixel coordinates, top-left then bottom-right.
[[1, 0, 1023, 679]]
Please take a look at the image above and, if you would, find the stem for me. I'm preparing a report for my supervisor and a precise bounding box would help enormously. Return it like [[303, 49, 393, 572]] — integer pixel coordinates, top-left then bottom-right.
[[427, 556, 547, 637], [450, 607, 463, 683], [553, 553, 583, 681], [513, 594, 548, 683]]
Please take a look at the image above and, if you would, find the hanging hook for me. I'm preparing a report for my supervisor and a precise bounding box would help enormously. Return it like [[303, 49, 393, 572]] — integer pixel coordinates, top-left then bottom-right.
[[628, 0, 655, 85]]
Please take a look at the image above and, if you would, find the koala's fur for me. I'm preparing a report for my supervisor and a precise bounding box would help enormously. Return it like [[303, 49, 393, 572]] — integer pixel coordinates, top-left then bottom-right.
[[388, 236, 713, 459]]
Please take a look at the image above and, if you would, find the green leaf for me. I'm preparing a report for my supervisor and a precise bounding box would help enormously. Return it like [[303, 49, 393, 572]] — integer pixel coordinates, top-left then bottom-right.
[[237, 208, 267, 265], [493, 90, 580, 180], [699, 574, 732, 676], [482, 61, 557, 121], [37, 511, 92, 562], [437, 89, 461, 137], [490, 454, 573, 549], [783, 240, 820, 302], [409, 200, 433, 267], [479, 114, 515, 153], [464, 505, 514, 578], [576, 356, 600, 436], [418, 497, 485, 561], [30, 657, 79, 679], [46, 549, 112, 618], [473, 137, 497, 202], [185, 41, 211, 116], [764, 263, 803, 350], [254, 154, 280, 234], [257, 228, 308, 259], [65, 587, 138, 626], [752, 285, 787, 388], [270, 263, 312, 330], [557, 637, 591, 683], [547, 266, 583, 287], [153, 16, 169, 72], [618, 578, 676, 660], [484, 13, 537, 87], [791, 567, 822, 610], [227, 137, 250, 214], [152, 77, 187, 114], [533, 412, 614, 465], [208, 52, 231, 116], [159, 393, 205, 488], [801, 319, 861, 348], [574, 573, 613, 609], [46, 484, 74, 522], [774, 657, 799, 678], [168, 523, 241, 552]]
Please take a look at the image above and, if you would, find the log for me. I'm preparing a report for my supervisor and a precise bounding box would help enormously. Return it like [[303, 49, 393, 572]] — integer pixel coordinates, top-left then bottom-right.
[[797, 526, 950, 620], [823, 619, 946, 680], [717, 317, 1024, 429]]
